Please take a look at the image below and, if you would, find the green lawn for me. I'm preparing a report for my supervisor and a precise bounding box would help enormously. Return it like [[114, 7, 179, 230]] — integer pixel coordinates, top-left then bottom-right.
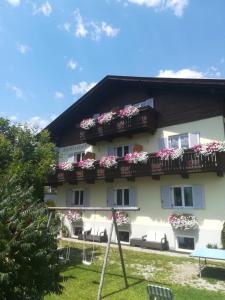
[[45, 241, 225, 300]]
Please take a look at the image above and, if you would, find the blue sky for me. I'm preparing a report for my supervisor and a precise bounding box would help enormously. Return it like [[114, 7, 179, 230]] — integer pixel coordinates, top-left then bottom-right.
[[1, 0, 225, 129]]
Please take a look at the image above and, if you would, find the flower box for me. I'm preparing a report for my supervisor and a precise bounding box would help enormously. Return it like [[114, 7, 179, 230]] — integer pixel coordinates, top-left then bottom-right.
[[168, 214, 198, 231], [80, 118, 96, 130]]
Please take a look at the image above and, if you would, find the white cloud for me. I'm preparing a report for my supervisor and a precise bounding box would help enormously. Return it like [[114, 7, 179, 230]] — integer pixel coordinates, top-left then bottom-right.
[[101, 21, 120, 37], [7, 84, 25, 99], [71, 81, 96, 95], [63, 22, 71, 32], [157, 67, 222, 79], [125, 0, 188, 17], [74, 9, 119, 40], [17, 43, 30, 54], [54, 91, 64, 99], [6, 0, 20, 6], [67, 58, 77, 70], [74, 9, 88, 37], [26, 115, 57, 131], [157, 68, 204, 78], [32, 1, 52, 17]]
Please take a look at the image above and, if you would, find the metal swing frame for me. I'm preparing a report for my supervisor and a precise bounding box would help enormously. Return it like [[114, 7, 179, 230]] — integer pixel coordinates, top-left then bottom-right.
[[47, 206, 140, 300]]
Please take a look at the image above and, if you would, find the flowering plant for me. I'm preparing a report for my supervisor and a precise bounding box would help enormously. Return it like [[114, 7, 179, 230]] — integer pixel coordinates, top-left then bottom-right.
[[168, 214, 198, 230], [124, 151, 148, 164], [80, 118, 96, 130], [97, 111, 116, 125], [109, 212, 129, 226], [119, 105, 139, 118], [65, 210, 82, 224], [192, 141, 225, 156], [78, 159, 96, 170], [99, 156, 118, 168], [57, 161, 74, 171], [155, 148, 184, 160]]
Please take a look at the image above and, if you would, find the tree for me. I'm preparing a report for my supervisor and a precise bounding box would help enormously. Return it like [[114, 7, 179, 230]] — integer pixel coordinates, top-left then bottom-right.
[[221, 222, 225, 249], [0, 118, 61, 299]]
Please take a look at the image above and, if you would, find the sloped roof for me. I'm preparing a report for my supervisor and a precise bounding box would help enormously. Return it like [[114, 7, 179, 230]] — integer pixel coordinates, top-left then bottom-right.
[[46, 75, 225, 140]]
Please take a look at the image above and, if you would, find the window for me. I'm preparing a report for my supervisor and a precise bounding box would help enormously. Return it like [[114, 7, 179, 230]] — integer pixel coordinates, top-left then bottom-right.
[[177, 236, 195, 251], [172, 186, 193, 207], [168, 133, 189, 149], [134, 98, 154, 109], [115, 145, 130, 157], [68, 152, 85, 163], [115, 188, 130, 206], [118, 231, 130, 243], [72, 190, 84, 206]]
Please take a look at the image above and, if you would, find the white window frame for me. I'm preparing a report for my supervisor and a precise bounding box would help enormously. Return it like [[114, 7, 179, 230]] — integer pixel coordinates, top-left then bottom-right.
[[176, 235, 195, 252], [68, 152, 85, 163], [114, 188, 130, 206], [171, 185, 194, 208], [72, 189, 84, 206], [168, 133, 190, 149], [114, 145, 130, 157]]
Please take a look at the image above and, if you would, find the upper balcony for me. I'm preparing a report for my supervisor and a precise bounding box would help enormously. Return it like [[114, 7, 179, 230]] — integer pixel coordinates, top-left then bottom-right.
[[47, 150, 225, 186], [79, 106, 158, 144]]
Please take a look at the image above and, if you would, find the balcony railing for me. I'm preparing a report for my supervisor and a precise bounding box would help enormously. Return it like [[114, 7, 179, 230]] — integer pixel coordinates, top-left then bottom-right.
[[47, 150, 225, 185], [79, 107, 158, 144]]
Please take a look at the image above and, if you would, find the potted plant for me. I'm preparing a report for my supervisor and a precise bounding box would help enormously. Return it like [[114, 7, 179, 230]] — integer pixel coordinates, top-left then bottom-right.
[[168, 214, 198, 231]]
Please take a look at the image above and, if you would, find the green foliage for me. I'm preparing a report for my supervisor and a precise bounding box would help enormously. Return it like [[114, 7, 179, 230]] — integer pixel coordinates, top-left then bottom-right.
[[221, 222, 225, 249], [0, 118, 56, 199], [0, 118, 61, 299], [0, 177, 62, 300]]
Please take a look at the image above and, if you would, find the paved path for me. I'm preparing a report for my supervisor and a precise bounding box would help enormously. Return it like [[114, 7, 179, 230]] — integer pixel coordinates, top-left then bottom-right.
[[61, 237, 189, 258]]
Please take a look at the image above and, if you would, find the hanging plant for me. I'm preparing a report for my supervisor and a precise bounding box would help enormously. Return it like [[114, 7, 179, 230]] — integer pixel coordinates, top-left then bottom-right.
[[78, 159, 96, 170], [99, 156, 118, 168], [168, 214, 198, 230], [155, 148, 184, 160], [57, 161, 74, 171], [119, 105, 139, 118], [124, 151, 148, 164], [97, 111, 117, 125], [65, 210, 82, 224], [192, 141, 225, 156], [80, 118, 96, 130]]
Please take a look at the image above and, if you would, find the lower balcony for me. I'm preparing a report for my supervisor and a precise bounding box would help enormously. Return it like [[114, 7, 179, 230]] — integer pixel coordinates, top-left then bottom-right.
[[47, 150, 225, 185]]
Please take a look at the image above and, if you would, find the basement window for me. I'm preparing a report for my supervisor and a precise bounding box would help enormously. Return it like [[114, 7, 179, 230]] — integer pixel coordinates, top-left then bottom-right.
[[177, 236, 195, 251], [118, 231, 130, 243]]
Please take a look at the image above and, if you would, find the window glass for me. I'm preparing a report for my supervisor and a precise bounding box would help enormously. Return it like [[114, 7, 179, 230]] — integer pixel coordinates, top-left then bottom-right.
[[74, 191, 80, 205], [117, 189, 123, 205], [117, 147, 123, 157], [118, 231, 129, 242], [80, 190, 84, 206], [124, 145, 129, 156], [180, 134, 189, 149], [173, 187, 182, 206], [184, 187, 193, 206], [178, 237, 194, 250], [169, 136, 179, 148], [124, 189, 129, 206]]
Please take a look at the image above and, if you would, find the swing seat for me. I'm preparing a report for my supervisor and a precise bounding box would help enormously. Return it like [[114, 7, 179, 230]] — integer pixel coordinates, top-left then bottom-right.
[[82, 259, 92, 266]]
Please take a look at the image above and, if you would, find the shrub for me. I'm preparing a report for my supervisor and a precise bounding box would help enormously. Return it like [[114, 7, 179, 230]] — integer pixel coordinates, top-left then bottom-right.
[[221, 222, 225, 249]]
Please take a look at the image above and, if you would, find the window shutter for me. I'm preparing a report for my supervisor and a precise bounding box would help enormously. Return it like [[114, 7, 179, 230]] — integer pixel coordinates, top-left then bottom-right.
[[107, 188, 115, 207], [66, 190, 73, 207], [129, 187, 137, 207], [159, 137, 168, 149], [128, 144, 133, 153], [107, 146, 115, 156], [83, 188, 90, 207], [160, 186, 173, 208], [189, 132, 200, 147], [192, 185, 205, 209]]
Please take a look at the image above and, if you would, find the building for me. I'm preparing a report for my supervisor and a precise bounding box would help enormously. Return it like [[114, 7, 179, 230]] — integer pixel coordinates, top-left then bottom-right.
[[46, 75, 225, 252]]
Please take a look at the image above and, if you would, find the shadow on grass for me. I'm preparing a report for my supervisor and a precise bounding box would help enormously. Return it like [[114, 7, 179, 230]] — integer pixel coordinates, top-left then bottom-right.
[[202, 266, 225, 281], [74, 265, 145, 299]]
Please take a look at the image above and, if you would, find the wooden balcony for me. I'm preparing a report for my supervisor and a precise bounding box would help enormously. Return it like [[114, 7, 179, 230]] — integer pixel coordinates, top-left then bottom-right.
[[47, 151, 225, 186], [79, 107, 158, 144]]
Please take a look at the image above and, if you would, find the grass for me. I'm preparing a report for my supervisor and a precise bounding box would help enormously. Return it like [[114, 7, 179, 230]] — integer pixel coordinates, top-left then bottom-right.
[[45, 241, 225, 300]]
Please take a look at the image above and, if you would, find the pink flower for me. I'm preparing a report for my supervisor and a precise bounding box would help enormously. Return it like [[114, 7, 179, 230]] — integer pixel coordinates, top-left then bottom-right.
[[119, 105, 139, 118], [80, 118, 96, 130], [99, 156, 118, 168], [155, 148, 183, 160], [124, 152, 148, 164], [78, 159, 96, 170], [97, 112, 116, 125]]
